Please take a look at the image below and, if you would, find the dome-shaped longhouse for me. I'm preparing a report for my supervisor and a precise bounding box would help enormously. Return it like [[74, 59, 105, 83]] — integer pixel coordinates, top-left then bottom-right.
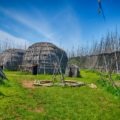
[[22, 42, 68, 74], [0, 49, 25, 70]]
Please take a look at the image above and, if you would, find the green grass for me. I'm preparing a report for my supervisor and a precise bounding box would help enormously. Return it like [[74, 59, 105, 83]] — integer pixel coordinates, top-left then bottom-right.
[[0, 70, 120, 120]]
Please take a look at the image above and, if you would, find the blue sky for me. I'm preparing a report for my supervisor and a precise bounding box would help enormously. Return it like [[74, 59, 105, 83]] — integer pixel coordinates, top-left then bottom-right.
[[0, 0, 120, 50]]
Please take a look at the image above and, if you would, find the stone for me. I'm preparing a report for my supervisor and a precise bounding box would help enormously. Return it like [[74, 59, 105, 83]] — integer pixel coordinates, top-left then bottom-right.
[[88, 83, 97, 89]]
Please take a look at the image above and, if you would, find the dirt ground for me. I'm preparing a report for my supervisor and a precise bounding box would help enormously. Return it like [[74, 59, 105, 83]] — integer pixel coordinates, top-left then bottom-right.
[[115, 81, 120, 87], [22, 80, 35, 89]]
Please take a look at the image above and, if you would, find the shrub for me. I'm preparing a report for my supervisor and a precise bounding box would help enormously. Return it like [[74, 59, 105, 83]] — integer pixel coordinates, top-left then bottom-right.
[[97, 78, 120, 97], [115, 75, 120, 80]]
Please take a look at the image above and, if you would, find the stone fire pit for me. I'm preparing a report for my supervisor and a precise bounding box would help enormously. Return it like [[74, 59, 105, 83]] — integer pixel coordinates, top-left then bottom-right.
[[33, 80, 85, 87]]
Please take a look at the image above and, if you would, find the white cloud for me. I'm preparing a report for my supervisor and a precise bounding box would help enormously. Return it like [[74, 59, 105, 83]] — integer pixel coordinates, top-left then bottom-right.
[[0, 6, 82, 50], [0, 30, 30, 50], [0, 7, 58, 42], [51, 6, 82, 49]]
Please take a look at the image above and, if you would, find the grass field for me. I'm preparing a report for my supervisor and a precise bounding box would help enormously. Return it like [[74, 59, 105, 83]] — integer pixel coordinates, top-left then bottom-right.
[[0, 70, 120, 120]]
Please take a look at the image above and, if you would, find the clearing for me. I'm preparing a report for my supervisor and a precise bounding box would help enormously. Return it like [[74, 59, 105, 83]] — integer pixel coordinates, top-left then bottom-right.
[[0, 70, 120, 120]]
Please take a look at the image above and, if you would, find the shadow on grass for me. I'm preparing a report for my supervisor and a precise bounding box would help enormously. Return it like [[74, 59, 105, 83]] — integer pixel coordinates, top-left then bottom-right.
[[0, 79, 5, 85], [0, 91, 5, 97]]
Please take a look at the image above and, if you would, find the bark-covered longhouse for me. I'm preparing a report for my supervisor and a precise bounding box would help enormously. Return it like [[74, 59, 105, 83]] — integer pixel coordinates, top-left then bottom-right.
[[72, 51, 120, 72], [0, 49, 25, 70], [21, 42, 68, 74]]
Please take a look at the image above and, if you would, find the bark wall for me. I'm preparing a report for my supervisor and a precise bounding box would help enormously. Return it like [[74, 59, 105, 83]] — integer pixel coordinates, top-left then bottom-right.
[[0, 49, 25, 70], [22, 42, 68, 74]]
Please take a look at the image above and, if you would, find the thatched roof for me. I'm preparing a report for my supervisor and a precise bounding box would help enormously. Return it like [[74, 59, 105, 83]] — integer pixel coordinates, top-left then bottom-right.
[[22, 42, 68, 74], [0, 49, 25, 70]]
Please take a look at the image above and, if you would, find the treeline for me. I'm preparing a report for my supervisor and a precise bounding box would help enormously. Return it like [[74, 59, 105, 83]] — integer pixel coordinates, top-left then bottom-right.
[[67, 30, 120, 58]]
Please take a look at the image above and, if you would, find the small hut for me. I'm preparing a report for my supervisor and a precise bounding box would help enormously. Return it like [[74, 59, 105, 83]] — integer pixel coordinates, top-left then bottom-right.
[[65, 64, 80, 77], [22, 42, 68, 74], [0, 49, 25, 70]]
